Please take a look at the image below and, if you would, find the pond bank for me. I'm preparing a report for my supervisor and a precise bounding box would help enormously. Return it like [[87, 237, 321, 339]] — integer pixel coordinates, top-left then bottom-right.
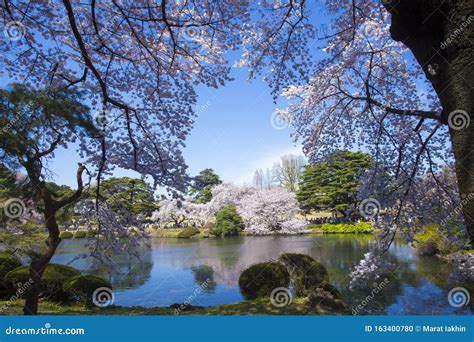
[[0, 298, 350, 316]]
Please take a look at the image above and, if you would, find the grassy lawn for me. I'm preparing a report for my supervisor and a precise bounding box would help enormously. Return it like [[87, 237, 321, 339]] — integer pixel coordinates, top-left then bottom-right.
[[0, 298, 350, 316]]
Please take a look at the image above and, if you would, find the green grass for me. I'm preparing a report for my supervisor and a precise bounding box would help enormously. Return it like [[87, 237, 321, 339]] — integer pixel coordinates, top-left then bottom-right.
[[307, 223, 373, 234], [0, 298, 350, 315]]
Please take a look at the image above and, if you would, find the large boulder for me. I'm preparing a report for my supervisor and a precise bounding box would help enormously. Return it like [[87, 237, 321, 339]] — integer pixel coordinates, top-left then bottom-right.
[[279, 253, 329, 296], [238, 262, 290, 300]]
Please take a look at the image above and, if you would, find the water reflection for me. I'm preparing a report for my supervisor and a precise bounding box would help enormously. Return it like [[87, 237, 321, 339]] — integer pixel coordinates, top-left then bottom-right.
[[52, 235, 473, 315]]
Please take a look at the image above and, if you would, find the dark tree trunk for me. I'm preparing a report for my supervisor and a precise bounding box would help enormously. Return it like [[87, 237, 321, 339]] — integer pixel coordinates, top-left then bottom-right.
[[384, 0, 474, 245], [21, 163, 85, 315], [23, 208, 61, 315]]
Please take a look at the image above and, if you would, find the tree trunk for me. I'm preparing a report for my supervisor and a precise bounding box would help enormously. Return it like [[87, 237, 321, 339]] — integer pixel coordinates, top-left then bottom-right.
[[23, 207, 61, 315], [384, 0, 474, 244], [21, 163, 84, 315]]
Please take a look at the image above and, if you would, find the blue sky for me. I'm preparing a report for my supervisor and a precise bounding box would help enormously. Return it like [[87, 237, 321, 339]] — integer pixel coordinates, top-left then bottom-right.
[[48, 66, 303, 188]]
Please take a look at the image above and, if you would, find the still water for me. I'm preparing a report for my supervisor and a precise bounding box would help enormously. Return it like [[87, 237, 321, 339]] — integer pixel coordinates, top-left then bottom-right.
[[52, 235, 472, 315]]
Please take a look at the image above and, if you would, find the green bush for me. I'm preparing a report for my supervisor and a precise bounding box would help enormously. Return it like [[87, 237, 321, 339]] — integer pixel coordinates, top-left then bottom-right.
[[74, 231, 87, 239], [63, 275, 112, 307], [86, 230, 97, 237], [177, 227, 200, 238], [279, 253, 329, 296], [0, 252, 22, 298], [4, 264, 81, 301], [210, 206, 244, 237], [238, 262, 290, 300], [413, 224, 451, 256], [321, 222, 372, 234], [59, 231, 73, 239], [0, 252, 22, 279]]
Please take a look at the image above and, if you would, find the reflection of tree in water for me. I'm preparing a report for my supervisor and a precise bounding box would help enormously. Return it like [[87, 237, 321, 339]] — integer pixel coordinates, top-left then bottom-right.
[[190, 265, 217, 293], [87, 249, 153, 290]]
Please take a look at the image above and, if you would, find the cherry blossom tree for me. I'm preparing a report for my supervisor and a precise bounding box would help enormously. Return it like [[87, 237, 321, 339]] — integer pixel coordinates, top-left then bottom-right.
[[237, 187, 308, 235], [1, 0, 312, 314], [276, 1, 472, 244], [152, 198, 210, 228]]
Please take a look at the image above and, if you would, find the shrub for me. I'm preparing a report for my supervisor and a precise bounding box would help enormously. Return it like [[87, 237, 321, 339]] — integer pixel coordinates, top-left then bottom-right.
[[177, 227, 200, 238], [74, 231, 87, 239], [59, 231, 73, 239], [64, 275, 112, 307], [0, 252, 22, 298], [279, 253, 329, 296], [0, 252, 22, 279], [238, 262, 290, 300], [413, 224, 451, 256], [210, 206, 244, 237], [4, 264, 81, 301], [321, 222, 372, 234]]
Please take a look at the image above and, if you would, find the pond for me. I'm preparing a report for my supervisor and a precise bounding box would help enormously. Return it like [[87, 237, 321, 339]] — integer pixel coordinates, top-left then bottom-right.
[[52, 235, 472, 315]]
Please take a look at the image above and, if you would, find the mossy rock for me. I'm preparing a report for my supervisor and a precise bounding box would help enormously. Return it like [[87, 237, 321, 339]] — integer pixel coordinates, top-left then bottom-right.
[[279, 253, 329, 296], [0, 252, 22, 298], [64, 275, 112, 307], [320, 281, 343, 300], [4, 264, 81, 301], [308, 288, 346, 310], [238, 262, 290, 300], [74, 231, 87, 239], [59, 231, 73, 239], [177, 227, 200, 238]]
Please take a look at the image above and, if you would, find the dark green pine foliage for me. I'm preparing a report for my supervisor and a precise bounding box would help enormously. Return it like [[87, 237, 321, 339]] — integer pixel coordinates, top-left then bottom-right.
[[296, 151, 372, 215]]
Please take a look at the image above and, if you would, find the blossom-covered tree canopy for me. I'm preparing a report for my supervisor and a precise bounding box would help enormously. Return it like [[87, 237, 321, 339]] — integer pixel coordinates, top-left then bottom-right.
[[1, 0, 313, 194], [152, 183, 307, 235]]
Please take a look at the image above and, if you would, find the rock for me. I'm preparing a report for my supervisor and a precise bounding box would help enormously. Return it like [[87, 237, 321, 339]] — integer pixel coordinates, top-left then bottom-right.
[[279, 253, 329, 296], [308, 288, 345, 310], [238, 262, 290, 300]]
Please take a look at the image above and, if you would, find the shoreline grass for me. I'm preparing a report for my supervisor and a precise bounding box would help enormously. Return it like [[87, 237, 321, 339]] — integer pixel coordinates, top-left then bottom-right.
[[0, 297, 350, 316]]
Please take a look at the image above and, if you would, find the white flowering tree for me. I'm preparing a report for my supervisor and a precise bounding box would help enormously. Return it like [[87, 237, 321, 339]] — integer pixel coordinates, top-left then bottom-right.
[[151, 199, 208, 228], [266, 1, 473, 246], [237, 187, 308, 235], [1, 0, 312, 314]]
